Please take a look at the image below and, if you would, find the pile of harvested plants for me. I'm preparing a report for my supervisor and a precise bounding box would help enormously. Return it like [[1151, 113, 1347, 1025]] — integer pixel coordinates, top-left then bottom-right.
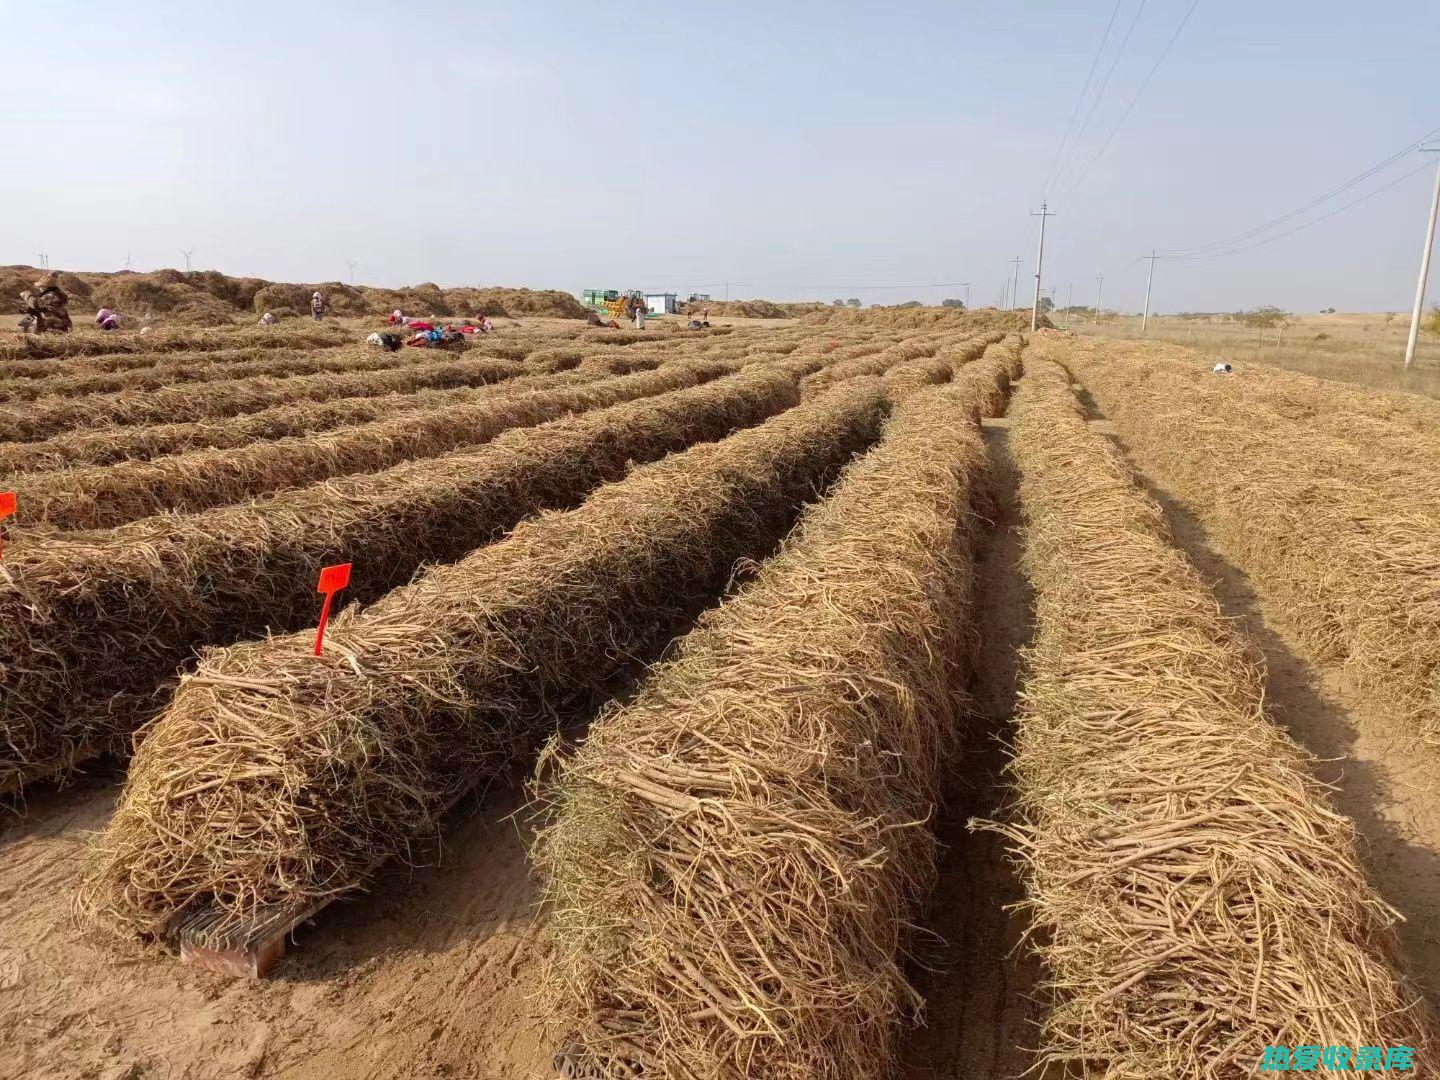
[[12, 360, 739, 529], [1054, 337, 1440, 742], [79, 379, 888, 937], [0, 355, 534, 442], [0, 364, 808, 793], [798, 336, 944, 396], [533, 376, 1000, 1079], [0, 369, 610, 473], [0, 344, 472, 402], [994, 358, 1428, 1075]]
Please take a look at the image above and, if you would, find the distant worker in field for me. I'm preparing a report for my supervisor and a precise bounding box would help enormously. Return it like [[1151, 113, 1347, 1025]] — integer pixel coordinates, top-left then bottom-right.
[[310, 291, 326, 321], [1213, 362, 1233, 375], [634, 299, 647, 330], [19, 272, 72, 333], [95, 308, 120, 331]]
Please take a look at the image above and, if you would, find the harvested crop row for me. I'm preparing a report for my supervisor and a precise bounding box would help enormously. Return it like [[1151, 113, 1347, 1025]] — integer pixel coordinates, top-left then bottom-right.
[[0, 341, 538, 402], [0, 363, 813, 795], [0, 322, 354, 363], [534, 375, 996, 1080], [997, 358, 1427, 1076], [1058, 338, 1440, 741], [799, 336, 942, 396], [80, 379, 888, 938], [0, 340, 786, 475], [0, 354, 537, 442], [1057, 335, 1440, 471], [0, 370, 611, 474], [13, 360, 744, 529]]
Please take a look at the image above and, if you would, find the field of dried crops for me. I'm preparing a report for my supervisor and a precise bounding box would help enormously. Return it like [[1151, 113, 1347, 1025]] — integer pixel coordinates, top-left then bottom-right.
[[2, 310, 1437, 1080]]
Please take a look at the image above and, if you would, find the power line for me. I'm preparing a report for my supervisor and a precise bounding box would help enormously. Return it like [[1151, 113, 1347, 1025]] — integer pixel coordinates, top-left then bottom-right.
[[1050, 0, 1149, 194], [1037, 0, 1125, 201], [1063, 0, 1202, 198], [1169, 158, 1439, 261], [1161, 124, 1440, 257]]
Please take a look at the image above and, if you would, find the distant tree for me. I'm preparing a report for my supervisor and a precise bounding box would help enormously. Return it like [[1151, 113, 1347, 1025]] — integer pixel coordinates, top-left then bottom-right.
[[1037, 296, 1055, 313], [1233, 305, 1290, 329], [1384, 311, 1398, 325], [941, 298, 966, 308], [1424, 303, 1440, 336], [1321, 307, 1336, 314], [896, 300, 923, 308], [832, 298, 845, 307], [846, 298, 862, 308]]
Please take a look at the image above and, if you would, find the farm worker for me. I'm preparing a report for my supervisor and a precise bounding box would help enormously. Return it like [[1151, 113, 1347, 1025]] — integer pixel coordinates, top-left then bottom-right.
[[20, 272, 72, 332], [388, 309, 404, 326], [703, 307, 709, 320], [480, 316, 494, 333], [585, 311, 604, 327], [1212, 362, 1233, 375], [310, 291, 326, 321], [634, 302, 647, 330], [95, 308, 120, 330], [259, 311, 277, 326]]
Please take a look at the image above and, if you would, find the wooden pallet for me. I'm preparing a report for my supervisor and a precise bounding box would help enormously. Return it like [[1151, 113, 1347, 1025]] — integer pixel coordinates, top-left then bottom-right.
[[172, 783, 476, 978], [174, 897, 332, 978]]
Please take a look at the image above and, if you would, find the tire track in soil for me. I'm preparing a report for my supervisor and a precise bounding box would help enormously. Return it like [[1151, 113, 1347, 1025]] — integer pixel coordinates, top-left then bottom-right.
[[1076, 385, 1440, 1005], [901, 418, 1047, 1080]]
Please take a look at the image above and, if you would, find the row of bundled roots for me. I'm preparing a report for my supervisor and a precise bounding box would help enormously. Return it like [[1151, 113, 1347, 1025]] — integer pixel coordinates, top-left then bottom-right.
[[1, 325, 987, 794], [7, 358, 749, 529], [1046, 334, 1440, 742], [0, 360, 816, 793], [0, 331, 792, 473], [993, 355, 1429, 1076], [78, 377, 891, 937], [532, 364, 1011, 1079]]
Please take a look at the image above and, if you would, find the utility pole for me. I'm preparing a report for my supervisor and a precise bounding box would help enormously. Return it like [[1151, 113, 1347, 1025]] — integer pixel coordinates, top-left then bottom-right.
[[1141, 251, 1160, 335], [724, 281, 729, 302], [179, 249, 194, 272], [1404, 146, 1440, 372], [1007, 257, 1022, 309], [36, 252, 48, 271], [1064, 281, 1074, 324], [1029, 202, 1055, 331], [345, 258, 358, 285], [963, 283, 972, 309], [1095, 273, 1104, 322]]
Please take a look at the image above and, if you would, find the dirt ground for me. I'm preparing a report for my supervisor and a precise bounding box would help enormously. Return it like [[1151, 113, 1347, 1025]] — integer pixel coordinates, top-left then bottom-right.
[[3, 385, 1436, 1080], [1, 772, 559, 1080]]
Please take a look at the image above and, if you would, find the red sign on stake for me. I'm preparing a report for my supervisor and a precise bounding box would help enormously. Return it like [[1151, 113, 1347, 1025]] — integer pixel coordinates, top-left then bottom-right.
[[313, 562, 352, 656], [0, 492, 15, 561]]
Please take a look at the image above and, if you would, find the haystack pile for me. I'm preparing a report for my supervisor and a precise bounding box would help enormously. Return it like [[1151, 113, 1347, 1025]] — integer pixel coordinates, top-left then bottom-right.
[[80, 380, 888, 935], [533, 370, 1008, 1078], [996, 358, 1428, 1075]]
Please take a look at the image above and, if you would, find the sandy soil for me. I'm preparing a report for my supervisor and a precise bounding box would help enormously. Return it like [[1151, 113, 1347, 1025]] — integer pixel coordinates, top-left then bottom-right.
[[1, 773, 558, 1080], [900, 419, 1046, 1080]]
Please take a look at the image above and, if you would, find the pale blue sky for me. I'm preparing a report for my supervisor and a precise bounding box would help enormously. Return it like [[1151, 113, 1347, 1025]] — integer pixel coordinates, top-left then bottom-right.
[[3, 1, 1437, 313]]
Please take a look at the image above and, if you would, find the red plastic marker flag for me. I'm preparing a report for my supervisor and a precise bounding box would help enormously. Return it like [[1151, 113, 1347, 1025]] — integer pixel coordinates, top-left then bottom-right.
[[313, 562, 352, 655], [0, 491, 14, 561]]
